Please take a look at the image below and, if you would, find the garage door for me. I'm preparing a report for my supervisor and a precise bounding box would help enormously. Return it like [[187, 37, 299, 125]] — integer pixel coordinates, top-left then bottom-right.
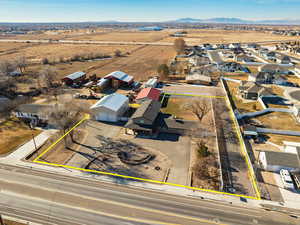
[[96, 112, 117, 122]]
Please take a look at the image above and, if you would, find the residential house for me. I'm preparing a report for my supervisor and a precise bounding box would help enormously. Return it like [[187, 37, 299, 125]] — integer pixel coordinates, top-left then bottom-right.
[[258, 48, 269, 57], [62, 71, 86, 86], [239, 81, 273, 100], [220, 62, 245, 72], [293, 105, 300, 122], [247, 43, 260, 49], [104, 71, 134, 88], [13, 104, 55, 125], [229, 43, 241, 49], [136, 88, 161, 103], [186, 73, 212, 85], [189, 55, 210, 67], [295, 65, 300, 75], [90, 93, 129, 122], [125, 100, 161, 135], [258, 64, 288, 74], [248, 72, 273, 84], [265, 51, 277, 61], [235, 54, 255, 63], [277, 55, 291, 64], [259, 151, 300, 172]]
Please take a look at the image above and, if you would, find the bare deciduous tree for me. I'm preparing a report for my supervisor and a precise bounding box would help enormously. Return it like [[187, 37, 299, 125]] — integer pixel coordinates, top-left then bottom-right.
[[174, 38, 186, 54], [157, 64, 169, 80], [38, 66, 57, 89], [15, 55, 28, 74], [0, 60, 16, 76], [48, 100, 89, 145], [183, 99, 210, 122]]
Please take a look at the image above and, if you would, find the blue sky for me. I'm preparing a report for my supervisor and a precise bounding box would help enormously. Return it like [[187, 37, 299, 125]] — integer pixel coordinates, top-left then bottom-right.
[[1, 0, 300, 22]]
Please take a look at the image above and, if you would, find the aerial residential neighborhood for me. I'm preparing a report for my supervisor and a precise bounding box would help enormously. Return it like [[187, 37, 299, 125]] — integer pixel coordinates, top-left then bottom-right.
[[2, 1, 300, 225]]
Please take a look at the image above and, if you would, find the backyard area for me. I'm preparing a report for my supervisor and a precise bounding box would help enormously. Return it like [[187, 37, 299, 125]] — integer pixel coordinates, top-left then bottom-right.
[[226, 81, 263, 112], [0, 118, 41, 156]]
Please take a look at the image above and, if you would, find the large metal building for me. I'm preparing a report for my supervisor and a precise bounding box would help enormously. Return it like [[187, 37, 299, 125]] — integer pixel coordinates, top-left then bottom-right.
[[90, 93, 129, 122]]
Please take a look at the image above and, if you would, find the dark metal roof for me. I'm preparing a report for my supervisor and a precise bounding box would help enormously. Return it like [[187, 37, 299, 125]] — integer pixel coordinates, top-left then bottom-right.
[[131, 100, 161, 124], [264, 151, 300, 169]]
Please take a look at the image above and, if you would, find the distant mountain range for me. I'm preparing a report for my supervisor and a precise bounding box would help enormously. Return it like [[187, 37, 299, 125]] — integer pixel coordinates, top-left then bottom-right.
[[168, 17, 300, 25]]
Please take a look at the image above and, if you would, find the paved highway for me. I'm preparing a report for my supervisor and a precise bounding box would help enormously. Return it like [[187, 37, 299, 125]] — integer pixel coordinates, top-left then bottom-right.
[[0, 163, 299, 225]]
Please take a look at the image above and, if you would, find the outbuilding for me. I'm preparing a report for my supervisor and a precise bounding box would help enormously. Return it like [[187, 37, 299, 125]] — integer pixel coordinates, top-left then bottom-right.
[[62, 71, 86, 86], [104, 71, 134, 88], [90, 93, 129, 122], [259, 151, 300, 172]]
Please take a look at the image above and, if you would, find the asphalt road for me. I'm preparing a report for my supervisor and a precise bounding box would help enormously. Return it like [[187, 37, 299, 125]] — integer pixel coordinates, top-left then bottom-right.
[[0, 163, 299, 225]]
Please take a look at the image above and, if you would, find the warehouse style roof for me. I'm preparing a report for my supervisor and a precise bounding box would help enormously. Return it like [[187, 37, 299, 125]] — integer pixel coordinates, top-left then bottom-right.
[[65, 71, 86, 80], [90, 93, 128, 111], [105, 71, 133, 83]]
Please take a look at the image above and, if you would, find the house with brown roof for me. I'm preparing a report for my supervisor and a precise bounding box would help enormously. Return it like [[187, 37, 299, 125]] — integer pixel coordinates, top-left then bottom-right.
[[258, 64, 289, 74], [125, 100, 161, 135], [248, 72, 273, 84], [238, 81, 273, 100]]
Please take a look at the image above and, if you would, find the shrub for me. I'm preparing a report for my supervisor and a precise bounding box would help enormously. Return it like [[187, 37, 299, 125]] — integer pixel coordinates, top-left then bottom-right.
[[197, 140, 210, 158]]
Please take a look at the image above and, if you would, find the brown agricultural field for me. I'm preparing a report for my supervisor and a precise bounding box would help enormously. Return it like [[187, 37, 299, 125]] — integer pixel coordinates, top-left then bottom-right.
[[0, 43, 140, 62], [161, 29, 298, 45], [24, 45, 175, 82], [65, 30, 171, 42], [90, 45, 176, 81]]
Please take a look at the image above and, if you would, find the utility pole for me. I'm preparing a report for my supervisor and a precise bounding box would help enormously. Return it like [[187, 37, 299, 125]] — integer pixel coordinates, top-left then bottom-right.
[[0, 214, 5, 225], [28, 120, 38, 153]]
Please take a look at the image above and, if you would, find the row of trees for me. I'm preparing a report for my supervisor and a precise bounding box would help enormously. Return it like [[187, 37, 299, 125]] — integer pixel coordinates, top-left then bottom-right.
[[0, 56, 28, 76]]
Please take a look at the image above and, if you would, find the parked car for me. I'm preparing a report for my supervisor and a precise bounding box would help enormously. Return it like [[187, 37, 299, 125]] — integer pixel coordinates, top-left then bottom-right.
[[280, 169, 295, 190]]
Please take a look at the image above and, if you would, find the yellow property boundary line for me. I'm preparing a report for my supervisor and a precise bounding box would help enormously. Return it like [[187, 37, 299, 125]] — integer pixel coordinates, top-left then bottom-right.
[[33, 93, 261, 200]]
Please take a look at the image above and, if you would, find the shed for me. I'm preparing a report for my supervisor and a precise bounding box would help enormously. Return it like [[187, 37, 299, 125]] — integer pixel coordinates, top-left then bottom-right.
[[136, 88, 161, 103], [104, 71, 134, 88], [62, 71, 86, 86], [90, 93, 129, 122], [145, 78, 158, 88], [259, 151, 300, 172]]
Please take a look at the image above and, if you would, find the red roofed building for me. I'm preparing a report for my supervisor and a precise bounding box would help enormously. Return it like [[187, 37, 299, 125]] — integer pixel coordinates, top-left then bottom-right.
[[136, 88, 161, 103]]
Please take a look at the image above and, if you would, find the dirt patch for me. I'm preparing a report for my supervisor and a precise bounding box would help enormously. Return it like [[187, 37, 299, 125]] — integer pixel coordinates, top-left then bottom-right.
[[0, 118, 42, 156], [191, 137, 220, 190]]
